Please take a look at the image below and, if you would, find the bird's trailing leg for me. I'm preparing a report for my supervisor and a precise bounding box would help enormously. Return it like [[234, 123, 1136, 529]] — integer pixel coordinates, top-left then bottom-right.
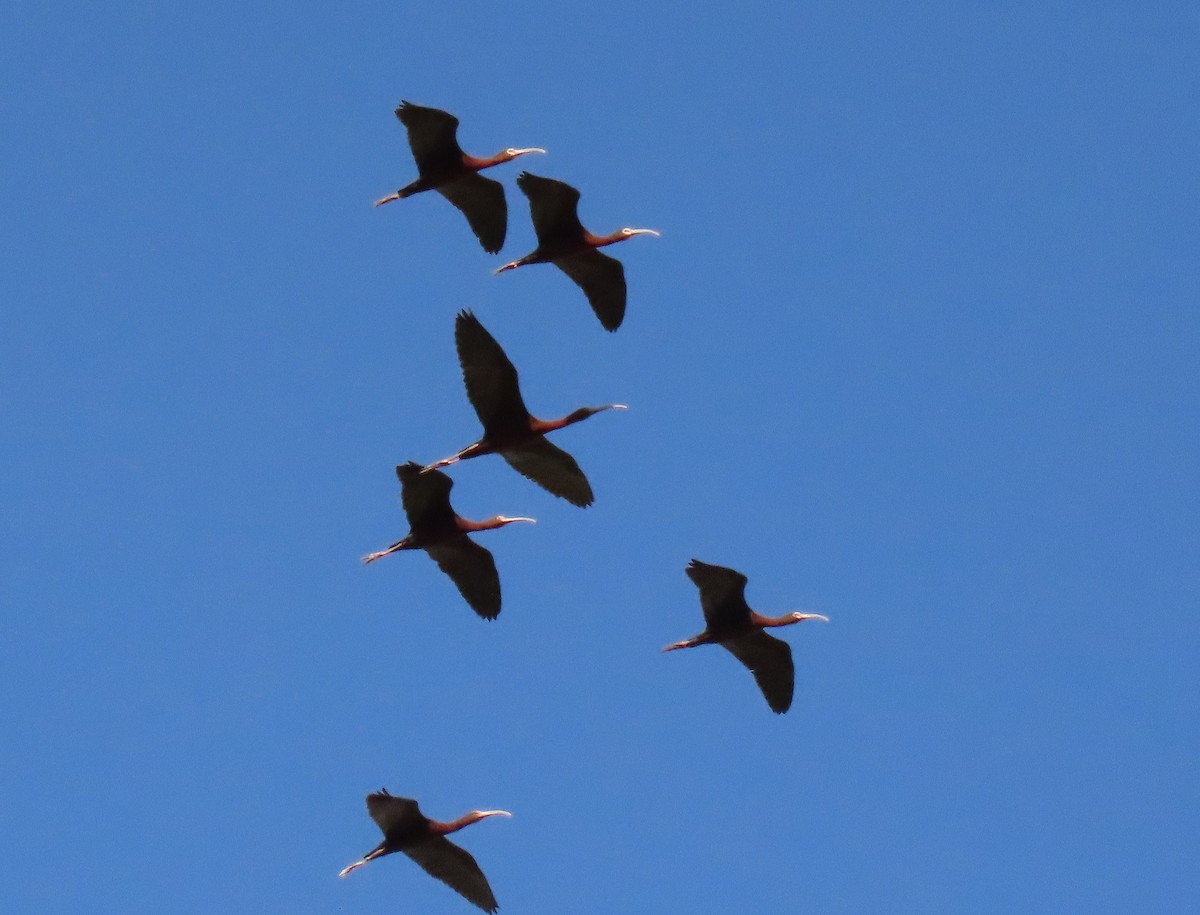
[[362, 537, 412, 564], [422, 455, 460, 473], [337, 859, 366, 878], [493, 254, 537, 275], [662, 636, 706, 653], [338, 845, 387, 878], [422, 441, 490, 474]]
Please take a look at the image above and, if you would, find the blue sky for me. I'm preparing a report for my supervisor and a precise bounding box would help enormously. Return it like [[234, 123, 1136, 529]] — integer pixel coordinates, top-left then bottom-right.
[[3, 2, 1197, 912]]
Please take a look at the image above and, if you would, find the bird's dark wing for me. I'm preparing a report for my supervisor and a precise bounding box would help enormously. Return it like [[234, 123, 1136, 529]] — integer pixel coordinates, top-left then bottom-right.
[[438, 173, 507, 254], [517, 171, 584, 244], [721, 630, 795, 714], [686, 559, 752, 629], [455, 310, 530, 434], [425, 538, 502, 620], [554, 249, 627, 332], [396, 101, 464, 174], [396, 463, 457, 531], [501, 437, 593, 507], [403, 835, 500, 914], [367, 791, 423, 837]]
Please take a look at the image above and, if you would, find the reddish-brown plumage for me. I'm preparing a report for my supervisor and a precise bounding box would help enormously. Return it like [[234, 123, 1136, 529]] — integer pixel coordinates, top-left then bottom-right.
[[495, 172, 659, 331], [423, 311, 626, 508], [339, 790, 511, 913], [375, 101, 545, 253], [362, 462, 533, 619], [663, 560, 829, 713]]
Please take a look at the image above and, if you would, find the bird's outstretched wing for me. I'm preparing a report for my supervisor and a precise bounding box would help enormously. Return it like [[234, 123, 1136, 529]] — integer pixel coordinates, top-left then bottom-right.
[[438, 173, 507, 254], [721, 629, 795, 714], [425, 538, 502, 620], [396, 463, 457, 531], [554, 249, 627, 331], [366, 790, 422, 836], [517, 172, 584, 243], [396, 101, 463, 175], [404, 835, 500, 914], [686, 559, 752, 630], [455, 311, 530, 434], [501, 437, 593, 508]]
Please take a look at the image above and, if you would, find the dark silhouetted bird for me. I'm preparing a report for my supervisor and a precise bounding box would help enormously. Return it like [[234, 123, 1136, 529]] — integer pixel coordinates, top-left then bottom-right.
[[424, 311, 625, 507], [495, 172, 659, 331], [663, 560, 828, 713], [376, 101, 545, 253], [363, 462, 534, 619], [339, 789, 510, 913]]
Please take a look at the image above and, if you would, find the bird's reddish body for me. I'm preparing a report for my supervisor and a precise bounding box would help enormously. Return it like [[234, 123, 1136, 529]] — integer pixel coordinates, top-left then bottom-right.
[[495, 172, 659, 331], [362, 462, 533, 619], [339, 790, 511, 913], [664, 560, 829, 713], [376, 101, 545, 253], [424, 311, 626, 507]]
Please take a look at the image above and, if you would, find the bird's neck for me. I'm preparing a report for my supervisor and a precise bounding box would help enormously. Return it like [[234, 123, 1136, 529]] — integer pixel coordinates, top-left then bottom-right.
[[530, 407, 597, 434], [459, 516, 512, 533], [463, 150, 513, 171], [751, 612, 801, 629], [429, 811, 500, 835], [583, 230, 626, 248]]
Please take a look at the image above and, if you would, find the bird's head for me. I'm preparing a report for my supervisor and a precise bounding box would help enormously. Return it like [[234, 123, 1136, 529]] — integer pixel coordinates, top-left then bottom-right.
[[789, 612, 830, 624], [469, 810, 513, 823], [566, 404, 628, 425], [503, 147, 547, 162], [619, 227, 661, 240]]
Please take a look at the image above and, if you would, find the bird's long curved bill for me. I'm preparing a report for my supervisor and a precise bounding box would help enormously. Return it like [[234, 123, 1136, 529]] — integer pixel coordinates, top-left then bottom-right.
[[510, 148, 547, 156], [626, 228, 661, 237], [499, 517, 537, 525], [477, 810, 513, 819], [798, 613, 830, 623]]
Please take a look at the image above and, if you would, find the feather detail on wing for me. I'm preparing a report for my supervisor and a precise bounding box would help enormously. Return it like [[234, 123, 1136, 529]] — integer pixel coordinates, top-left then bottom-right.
[[501, 437, 593, 507], [396, 102, 463, 174], [438, 174, 507, 254], [686, 560, 752, 629], [367, 790, 422, 835], [554, 249, 627, 331], [455, 311, 530, 434], [396, 463, 457, 531], [425, 539, 502, 620], [517, 172, 584, 243], [403, 835, 500, 914], [721, 630, 795, 714]]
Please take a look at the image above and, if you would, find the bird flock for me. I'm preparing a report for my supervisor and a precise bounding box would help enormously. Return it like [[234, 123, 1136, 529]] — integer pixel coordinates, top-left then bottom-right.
[[342, 101, 829, 912]]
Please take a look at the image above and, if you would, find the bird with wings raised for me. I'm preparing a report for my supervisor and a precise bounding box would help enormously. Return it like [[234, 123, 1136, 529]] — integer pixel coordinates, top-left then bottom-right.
[[663, 560, 829, 713], [423, 310, 626, 508], [375, 101, 545, 254]]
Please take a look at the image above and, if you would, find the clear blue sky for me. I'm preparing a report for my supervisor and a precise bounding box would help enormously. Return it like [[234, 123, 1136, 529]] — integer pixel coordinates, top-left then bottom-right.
[[3, 2, 1197, 912]]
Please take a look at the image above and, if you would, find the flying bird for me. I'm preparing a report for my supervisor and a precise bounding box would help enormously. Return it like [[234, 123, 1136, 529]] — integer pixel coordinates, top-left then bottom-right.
[[663, 560, 829, 713], [495, 172, 659, 331], [424, 311, 625, 507], [375, 101, 546, 254], [339, 789, 511, 914], [362, 462, 534, 619]]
